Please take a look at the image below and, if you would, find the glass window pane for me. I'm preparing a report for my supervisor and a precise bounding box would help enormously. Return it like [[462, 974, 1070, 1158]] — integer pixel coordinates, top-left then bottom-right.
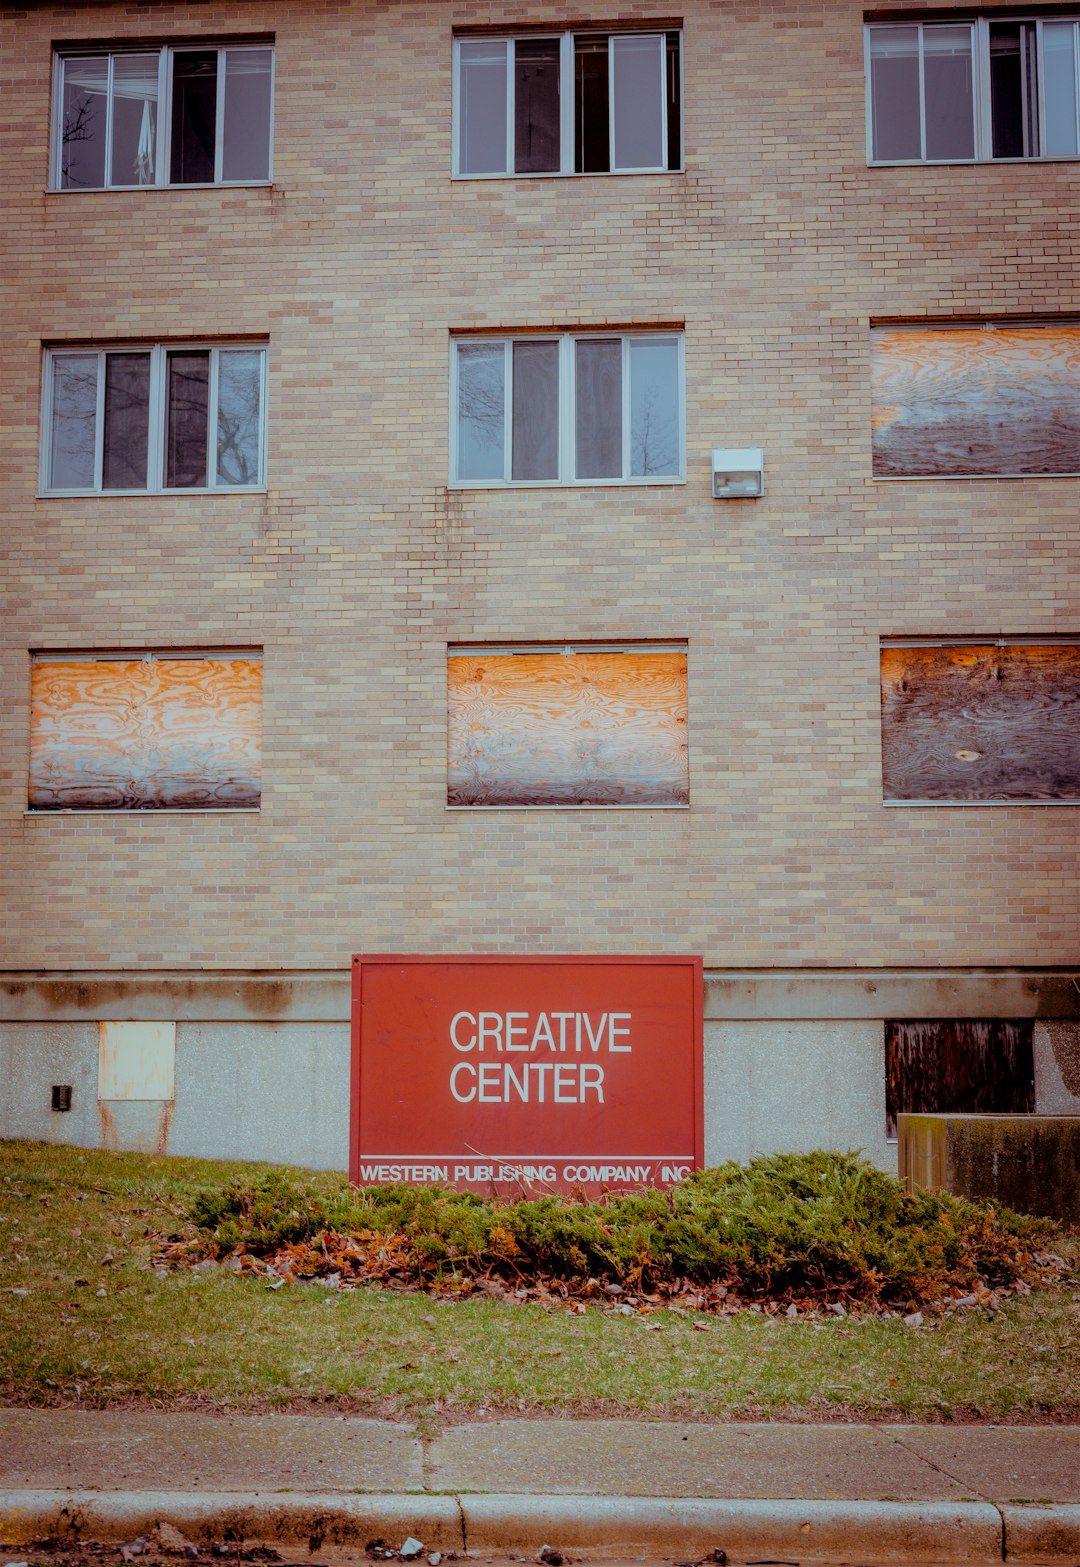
[[514, 38, 560, 173], [612, 34, 664, 169], [60, 57, 108, 189], [110, 54, 158, 186], [511, 341, 559, 479], [924, 26, 975, 160], [49, 354, 98, 489], [102, 352, 151, 490], [216, 350, 263, 486], [171, 51, 217, 184], [222, 48, 273, 181], [457, 344, 505, 479], [574, 37, 610, 172], [166, 351, 210, 487], [989, 23, 1039, 157], [869, 28, 921, 160], [1042, 23, 1079, 156], [575, 339, 622, 479], [629, 339, 679, 477], [459, 40, 508, 174], [666, 33, 681, 169]]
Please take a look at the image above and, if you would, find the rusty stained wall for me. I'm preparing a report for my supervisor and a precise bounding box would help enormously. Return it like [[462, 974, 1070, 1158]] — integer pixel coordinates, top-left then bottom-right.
[[871, 325, 1080, 478], [880, 643, 1080, 802], [447, 648, 689, 807], [28, 656, 262, 810]]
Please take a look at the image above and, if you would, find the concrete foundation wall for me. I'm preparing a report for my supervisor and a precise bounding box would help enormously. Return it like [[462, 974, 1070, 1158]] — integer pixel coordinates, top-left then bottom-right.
[[0, 1018, 349, 1171], [3, 968, 1077, 1174], [703, 1020, 894, 1173]]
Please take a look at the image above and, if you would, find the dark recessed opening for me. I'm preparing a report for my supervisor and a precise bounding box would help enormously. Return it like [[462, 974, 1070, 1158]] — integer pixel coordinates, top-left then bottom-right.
[[51, 1084, 73, 1112], [885, 1019, 1035, 1138]]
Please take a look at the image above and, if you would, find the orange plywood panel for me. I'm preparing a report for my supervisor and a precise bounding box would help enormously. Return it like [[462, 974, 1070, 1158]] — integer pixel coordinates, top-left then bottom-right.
[[880, 643, 1080, 801], [871, 326, 1080, 477], [447, 649, 689, 806], [28, 656, 262, 810]]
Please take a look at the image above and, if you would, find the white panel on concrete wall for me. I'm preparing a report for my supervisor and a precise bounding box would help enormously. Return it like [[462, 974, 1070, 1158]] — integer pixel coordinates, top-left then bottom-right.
[[98, 1021, 176, 1100]]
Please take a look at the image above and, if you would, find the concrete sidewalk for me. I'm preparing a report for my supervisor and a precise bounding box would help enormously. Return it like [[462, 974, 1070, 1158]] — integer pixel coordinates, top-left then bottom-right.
[[1, 1410, 1078, 1563]]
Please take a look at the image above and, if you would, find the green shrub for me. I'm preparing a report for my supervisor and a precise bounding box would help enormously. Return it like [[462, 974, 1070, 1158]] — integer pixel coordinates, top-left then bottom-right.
[[188, 1150, 1048, 1307]]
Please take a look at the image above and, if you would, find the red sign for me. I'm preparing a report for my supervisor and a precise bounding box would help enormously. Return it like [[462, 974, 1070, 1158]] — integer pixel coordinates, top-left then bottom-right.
[[350, 955, 703, 1195]]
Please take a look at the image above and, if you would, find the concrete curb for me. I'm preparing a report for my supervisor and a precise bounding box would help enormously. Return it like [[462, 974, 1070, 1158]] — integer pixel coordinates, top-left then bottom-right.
[[0, 1494, 463, 1552], [0, 1490, 1076, 1563], [460, 1496, 1003, 1562], [1000, 1504, 1080, 1565]]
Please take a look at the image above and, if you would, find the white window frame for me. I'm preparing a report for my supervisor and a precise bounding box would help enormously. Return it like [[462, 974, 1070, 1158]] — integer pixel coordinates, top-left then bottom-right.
[[866, 16, 1080, 164], [40, 341, 269, 496], [50, 42, 275, 191], [449, 331, 686, 488], [452, 29, 683, 178]]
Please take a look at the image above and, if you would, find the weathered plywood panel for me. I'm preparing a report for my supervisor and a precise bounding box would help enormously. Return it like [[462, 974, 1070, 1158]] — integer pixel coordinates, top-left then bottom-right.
[[447, 649, 689, 806], [880, 643, 1080, 801], [29, 656, 261, 810], [871, 326, 1080, 477], [98, 1020, 176, 1101], [885, 1020, 1035, 1139]]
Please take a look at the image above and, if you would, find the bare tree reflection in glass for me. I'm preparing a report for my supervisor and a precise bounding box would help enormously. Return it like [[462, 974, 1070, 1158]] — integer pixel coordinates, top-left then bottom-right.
[[61, 58, 108, 188], [49, 356, 99, 489], [216, 351, 263, 486], [457, 344, 505, 479], [630, 339, 679, 477]]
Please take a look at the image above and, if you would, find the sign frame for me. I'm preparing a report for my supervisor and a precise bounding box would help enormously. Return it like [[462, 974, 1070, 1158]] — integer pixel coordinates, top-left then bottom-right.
[[349, 953, 704, 1193]]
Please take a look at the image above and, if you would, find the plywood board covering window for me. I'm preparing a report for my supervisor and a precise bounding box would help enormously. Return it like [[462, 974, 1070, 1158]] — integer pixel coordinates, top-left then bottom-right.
[[447, 645, 689, 807], [870, 325, 1080, 477], [29, 654, 262, 810], [880, 641, 1080, 802], [885, 1020, 1034, 1139]]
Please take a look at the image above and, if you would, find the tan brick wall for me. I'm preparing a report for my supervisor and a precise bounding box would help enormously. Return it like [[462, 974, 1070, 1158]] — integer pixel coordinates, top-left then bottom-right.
[[2, 0, 1078, 970]]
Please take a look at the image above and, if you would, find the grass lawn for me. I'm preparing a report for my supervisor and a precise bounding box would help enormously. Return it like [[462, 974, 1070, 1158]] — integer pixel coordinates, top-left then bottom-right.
[[1, 1138, 1078, 1424]]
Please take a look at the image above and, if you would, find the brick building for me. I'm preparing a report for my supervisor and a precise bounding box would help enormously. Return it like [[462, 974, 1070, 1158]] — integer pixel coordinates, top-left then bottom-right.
[[2, 0, 1079, 1174]]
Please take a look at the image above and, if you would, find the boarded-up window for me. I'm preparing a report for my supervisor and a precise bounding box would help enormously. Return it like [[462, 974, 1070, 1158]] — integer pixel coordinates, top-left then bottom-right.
[[880, 641, 1080, 802], [447, 644, 689, 807], [885, 1020, 1035, 1138], [871, 324, 1080, 477], [29, 652, 262, 810]]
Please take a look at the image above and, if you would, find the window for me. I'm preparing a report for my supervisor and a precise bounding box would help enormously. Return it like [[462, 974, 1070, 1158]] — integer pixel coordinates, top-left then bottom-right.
[[28, 651, 262, 811], [52, 43, 273, 190], [866, 17, 1080, 162], [42, 342, 267, 494], [447, 643, 689, 808], [451, 332, 683, 485], [871, 322, 1080, 478], [880, 639, 1080, 803], [454, 30, 681, 176]]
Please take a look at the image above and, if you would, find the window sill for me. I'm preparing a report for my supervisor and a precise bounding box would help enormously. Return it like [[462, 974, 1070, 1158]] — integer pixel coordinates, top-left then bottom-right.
[[448, 477, 686, 490], [24, 808, 261, 817], [45, 182, 273, 195], [446, 803, 690, 811], [869, 156, 1080, 168], [38, 487, 267, 499], [883, 799, 1079, 808], [452, 168, 684, 181], [871, 472, 1080, 483]]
